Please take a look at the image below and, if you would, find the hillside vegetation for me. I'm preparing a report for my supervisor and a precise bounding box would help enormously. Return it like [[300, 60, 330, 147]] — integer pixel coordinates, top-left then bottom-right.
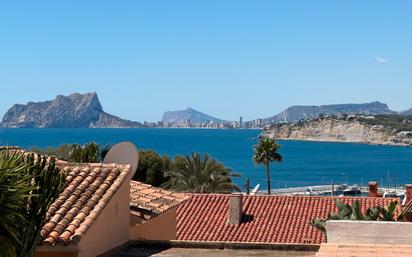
[[357, 114, 412, 133]]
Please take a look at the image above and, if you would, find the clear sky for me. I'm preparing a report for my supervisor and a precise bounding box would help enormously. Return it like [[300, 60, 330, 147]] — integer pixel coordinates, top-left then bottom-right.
[[0, 1, 411, 122]]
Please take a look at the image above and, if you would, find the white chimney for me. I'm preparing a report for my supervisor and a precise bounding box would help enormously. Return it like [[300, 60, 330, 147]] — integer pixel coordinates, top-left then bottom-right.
[[228, 193, 243, 225]]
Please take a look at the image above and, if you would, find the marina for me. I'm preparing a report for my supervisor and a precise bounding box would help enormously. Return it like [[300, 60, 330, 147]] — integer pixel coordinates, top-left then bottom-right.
[[266, 184, 406, 199]]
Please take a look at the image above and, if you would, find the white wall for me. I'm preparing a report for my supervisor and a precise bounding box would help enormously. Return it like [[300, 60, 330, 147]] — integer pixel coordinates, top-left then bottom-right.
[[327, 220, 412, 245]]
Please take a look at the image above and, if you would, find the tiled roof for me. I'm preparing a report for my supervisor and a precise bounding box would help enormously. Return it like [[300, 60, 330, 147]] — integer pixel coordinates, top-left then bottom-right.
[[40, 163, 131, 246], [399, 199, 412, 220], [176, 194, 400, 244], [130, 181, 189, 220]]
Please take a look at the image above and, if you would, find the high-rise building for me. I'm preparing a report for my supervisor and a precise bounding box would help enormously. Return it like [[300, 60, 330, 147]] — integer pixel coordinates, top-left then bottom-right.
[[239, 116, 243, 128]]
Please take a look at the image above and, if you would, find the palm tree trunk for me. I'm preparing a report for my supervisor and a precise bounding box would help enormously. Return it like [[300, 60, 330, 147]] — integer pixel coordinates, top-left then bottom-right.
[[266, 162, 271, 195]]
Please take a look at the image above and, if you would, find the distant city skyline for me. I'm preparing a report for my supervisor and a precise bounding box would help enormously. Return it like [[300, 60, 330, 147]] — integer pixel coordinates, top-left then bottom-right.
[[0, 1, 411, 121]]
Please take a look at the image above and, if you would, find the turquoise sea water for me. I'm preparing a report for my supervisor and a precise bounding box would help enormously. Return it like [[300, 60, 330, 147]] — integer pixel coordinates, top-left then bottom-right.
[[1, 128, 412, 191]]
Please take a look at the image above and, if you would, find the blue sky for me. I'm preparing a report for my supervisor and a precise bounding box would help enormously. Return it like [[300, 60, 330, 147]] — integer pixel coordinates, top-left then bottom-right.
[[0, 1, 411, 121]]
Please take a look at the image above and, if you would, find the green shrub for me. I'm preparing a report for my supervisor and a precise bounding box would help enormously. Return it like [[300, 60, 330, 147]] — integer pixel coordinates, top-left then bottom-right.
[[32, 142, 107, 163]]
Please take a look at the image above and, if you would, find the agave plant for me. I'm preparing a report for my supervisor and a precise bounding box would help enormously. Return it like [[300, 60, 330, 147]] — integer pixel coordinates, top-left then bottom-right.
[[162, 153, 240, 193], [381, 201, 398, 221], [311, 199, 398, 233], [365, 207, 381, 221], [312, 199, 362, 232], [366, 201, 398, 221], [0, 150, 65, 257]]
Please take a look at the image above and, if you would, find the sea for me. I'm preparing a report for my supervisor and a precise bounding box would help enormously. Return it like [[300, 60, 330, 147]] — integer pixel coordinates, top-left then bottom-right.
[[1, 128, 412, 191]]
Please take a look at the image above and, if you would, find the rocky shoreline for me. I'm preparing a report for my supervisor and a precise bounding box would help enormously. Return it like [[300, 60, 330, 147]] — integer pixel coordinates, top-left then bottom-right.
[[263, 136, 412, 147], [261, 116, 412, 147]]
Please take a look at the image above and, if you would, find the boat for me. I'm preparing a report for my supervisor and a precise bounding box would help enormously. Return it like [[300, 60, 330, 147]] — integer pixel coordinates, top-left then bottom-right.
[[305, 187, 321, 196], [383, 191, 398, 198], [342, 185, 361, 196]]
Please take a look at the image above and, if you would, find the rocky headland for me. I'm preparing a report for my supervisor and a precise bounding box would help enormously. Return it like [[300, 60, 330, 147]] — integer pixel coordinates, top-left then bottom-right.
[[0, 92, 143, 128], [262, 115, 412, 146]]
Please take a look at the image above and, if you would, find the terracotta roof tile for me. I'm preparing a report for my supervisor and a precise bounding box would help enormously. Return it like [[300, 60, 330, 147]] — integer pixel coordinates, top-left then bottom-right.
[[176, 194, 401, 244], [129, 181, 189, 220], [39, 163, 131, 246]]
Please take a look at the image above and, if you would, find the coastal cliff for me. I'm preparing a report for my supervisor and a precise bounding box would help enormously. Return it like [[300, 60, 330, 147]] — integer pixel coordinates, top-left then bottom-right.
[[262, 116, 412, 146]]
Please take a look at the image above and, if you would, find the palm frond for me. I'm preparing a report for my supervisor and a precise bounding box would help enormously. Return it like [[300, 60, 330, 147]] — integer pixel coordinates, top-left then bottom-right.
[[252, 137, 283, 194], [162, 153, 239, 193]]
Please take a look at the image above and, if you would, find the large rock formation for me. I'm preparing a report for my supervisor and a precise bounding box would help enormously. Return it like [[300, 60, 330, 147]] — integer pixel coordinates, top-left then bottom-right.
[[262, 116, 412, 146], [0, 92, 142, 128], [264, 101, 395, 123], [162, 107, 225, 125]]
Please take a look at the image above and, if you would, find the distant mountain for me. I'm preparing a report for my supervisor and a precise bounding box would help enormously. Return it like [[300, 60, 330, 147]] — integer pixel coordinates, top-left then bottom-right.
[[162, 107, 225, 125], [0, 92, 143, 128], [401, 108, 412, 115], [264, 101, 395, 123]]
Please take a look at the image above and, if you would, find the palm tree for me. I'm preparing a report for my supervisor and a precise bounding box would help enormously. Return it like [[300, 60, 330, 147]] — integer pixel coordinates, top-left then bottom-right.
[[162, 153, 240, 193], [253, 137, 282, 194]]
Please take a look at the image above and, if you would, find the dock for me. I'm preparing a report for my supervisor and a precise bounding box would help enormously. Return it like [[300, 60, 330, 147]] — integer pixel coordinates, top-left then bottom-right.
[[261, 184, 406, 196]]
